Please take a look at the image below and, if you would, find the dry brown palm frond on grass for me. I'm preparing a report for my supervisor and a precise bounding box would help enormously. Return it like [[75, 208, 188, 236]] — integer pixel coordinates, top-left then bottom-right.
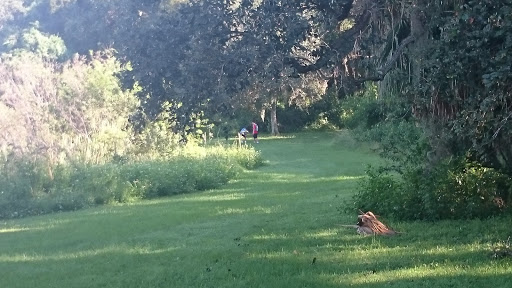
[[339, 211, 397, 236]]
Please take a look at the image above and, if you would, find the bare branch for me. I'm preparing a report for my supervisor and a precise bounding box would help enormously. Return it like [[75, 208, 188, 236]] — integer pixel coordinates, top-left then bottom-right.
[[286, 8, 372, 74], [358, 33, 416, 82]]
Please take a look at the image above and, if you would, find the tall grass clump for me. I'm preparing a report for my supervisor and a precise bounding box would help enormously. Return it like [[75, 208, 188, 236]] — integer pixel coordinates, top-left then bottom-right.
[[0, 144, 262, 219]]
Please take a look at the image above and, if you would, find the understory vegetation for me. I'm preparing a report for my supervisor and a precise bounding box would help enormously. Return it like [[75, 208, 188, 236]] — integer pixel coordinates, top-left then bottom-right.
[[0, 145, 262, 219], [342, 85, 512, 221], [0, 39, 262, 219]]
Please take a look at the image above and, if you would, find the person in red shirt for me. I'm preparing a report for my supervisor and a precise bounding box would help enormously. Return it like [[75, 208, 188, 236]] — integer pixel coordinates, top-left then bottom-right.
[[251, 121, 259, 143]]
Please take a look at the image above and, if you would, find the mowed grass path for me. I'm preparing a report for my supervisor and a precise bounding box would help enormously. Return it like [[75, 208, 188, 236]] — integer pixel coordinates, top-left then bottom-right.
[[1, 132, 511, 287]]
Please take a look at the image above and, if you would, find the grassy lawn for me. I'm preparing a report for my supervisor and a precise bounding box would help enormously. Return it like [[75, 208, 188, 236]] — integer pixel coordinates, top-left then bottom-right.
[[1, 131, 511, 287]]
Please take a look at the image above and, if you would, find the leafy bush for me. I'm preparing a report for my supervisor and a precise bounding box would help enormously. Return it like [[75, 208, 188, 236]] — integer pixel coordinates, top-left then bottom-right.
[[340, 83, 384, 130], [0, 145, 262, 219], [424, 159, 510, 219], [349, 158, 511, 221], [349, 167, 405, 216], [226, 146, 264, 170], [0, 49, 140, 168], [343, 83, 511, 220], [275, 106, 316, 132], [365, 120, 430, 171]]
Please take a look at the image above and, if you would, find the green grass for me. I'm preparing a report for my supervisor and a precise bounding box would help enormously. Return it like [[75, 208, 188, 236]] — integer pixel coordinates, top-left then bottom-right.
[[1, 131, 511, 287]]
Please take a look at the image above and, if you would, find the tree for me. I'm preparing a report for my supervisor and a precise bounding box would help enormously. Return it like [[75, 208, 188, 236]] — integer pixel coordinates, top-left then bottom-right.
[[419, 0, 512, 174], [0, 0, 25, 28], [6, 1, 358, 132], [209, 0, 337, 133], [340, 0, 512, 176]]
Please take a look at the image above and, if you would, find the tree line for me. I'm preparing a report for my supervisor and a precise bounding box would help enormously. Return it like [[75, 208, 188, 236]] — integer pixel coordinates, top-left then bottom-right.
[[1, 0, 511, 219]]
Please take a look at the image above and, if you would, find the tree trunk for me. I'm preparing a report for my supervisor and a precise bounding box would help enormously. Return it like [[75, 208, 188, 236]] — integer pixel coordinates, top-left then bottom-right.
[[270, 95, 279, 135], [408, 0, 426, 88]]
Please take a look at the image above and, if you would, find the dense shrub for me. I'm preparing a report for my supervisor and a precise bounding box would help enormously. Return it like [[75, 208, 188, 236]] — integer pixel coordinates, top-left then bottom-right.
[[0, 145, 262, 219], [425, 159, 510, 219], [305, 89, 344, 129], [275, 106, 316, 132], [350, 158, 511, 221], [364, 120, 429, 171], [346, 112, 511, 220], [343, 83, 511, 220]]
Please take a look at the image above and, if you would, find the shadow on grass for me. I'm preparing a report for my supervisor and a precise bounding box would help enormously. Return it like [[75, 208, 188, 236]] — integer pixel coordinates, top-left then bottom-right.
[[2, 217, 511, 287], [224, 233, 511, 288]]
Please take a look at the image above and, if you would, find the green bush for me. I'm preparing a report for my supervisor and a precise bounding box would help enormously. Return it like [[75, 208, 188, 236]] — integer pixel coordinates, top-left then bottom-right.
[[68, 164, 135, 205], [0, 158, 52, 218], [226, 146, 264, 170], [342, 87, 511, 220], [424, 159, 510, 219], [274, 106, 316, 132], [340, 83, 385, 130], [0, 145, 262, 219], [349, 167, 404, 216], [365, 120, 429, 170], [349, 158, 511, 221], [343, 97, 511, 220]]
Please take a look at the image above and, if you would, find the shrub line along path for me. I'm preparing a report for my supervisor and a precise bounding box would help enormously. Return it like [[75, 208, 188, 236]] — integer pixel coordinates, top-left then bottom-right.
[[1, 132, 511, 287]]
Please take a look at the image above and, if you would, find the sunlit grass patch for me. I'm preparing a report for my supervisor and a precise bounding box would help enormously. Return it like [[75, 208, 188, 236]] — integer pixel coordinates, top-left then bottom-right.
[[0, 227, 32, 234], [302, 229, 339, 239], [216, 205, 281, 215], [0, 245, 125, 263], [345, 263, 512, 286], [0, 243, 180, 264], [250, 233, 291, 241], [169, 193, 247, 202]]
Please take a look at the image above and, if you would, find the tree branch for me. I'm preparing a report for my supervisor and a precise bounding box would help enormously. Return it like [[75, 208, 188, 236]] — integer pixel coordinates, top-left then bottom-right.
[[358, 33, 416, 82], [358, 1, 425, 82], [286, 9, 372, 74]]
